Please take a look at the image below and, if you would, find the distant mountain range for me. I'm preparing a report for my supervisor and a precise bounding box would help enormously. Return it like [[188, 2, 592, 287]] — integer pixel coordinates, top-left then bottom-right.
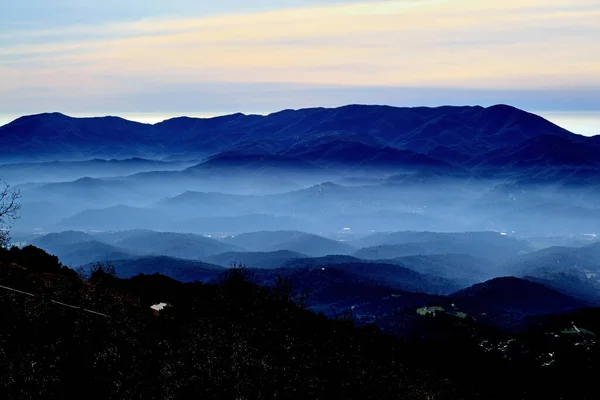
[[22, 227, 600, 332], [1, 105, 591, 171], [220, 230, 357, 257], [7, 103, 600, 238], [0, 158, 191, 185]]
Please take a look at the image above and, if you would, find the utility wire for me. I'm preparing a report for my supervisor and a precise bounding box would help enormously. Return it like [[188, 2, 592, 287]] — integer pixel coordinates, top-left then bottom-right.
[[0, 283, 110, 318]]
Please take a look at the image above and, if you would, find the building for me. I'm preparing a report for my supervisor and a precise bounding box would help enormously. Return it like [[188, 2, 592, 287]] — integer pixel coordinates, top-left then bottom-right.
[[150, 302, 169, 316]]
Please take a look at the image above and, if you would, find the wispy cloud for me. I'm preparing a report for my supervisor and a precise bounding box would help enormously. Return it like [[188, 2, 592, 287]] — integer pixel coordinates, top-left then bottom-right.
[[1, 0, 599, 114]]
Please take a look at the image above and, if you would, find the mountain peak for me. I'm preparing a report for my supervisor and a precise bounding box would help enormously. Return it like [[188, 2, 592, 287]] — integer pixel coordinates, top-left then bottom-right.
[[12, 112, 71, 123], [485, 104, 519, 112]]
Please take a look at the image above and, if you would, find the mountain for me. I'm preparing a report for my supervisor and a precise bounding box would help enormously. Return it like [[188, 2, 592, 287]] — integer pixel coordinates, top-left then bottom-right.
[[60, 207, 316, 236], [2, 245, 599, 399], [38, 240, 136, 267], [108, 231, 245, 260], [451, 277, 585, 329], [204, 250, 308, 269], [389, 253, 493, 286], [503, 242, 600, 276], [0, 113, 159, 161], [174, 214, 312, 235], [283, 139, 450, 169], [0, 158, 188, 184], [469, 135, 600, 168], [325, 210, 446, 233], [526, 273, 600, 306], [188, 152, 321, 172], [56, 205, 171, 231], [221, 231, 356, 257], [158, 190, 292, 216], [25, 177, 135, 203], [31, 231, 139, 266], [261, 255, 461, 294], [251, 266, 445, 316], [492, 203, 600, 236], [31, 230, 96, 250], [354, 244, 439, 260], [31, 230, 244, 265], [281, 255, 370, 268], [160, 190, 254, 209], [500, 242, 600, 303], [352, 231, 531, 263], [321, 262, 461, 295], [426, 145, 471, 165], [0, 105, 577, 162], [155, 185, 455, 234], [105, 256, 224, 282], [0, 249, 453, 400]]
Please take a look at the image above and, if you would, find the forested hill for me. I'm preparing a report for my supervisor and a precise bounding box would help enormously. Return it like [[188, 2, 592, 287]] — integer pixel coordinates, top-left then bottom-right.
[[1, 245, 599, 399], [0, 104, 578, 162]]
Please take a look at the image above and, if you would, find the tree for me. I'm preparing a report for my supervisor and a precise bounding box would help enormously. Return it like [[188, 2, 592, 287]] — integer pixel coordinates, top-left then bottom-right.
[[77, 262, 117, 281], [0, 182, 21, 248], [273, 274, 310, 309]]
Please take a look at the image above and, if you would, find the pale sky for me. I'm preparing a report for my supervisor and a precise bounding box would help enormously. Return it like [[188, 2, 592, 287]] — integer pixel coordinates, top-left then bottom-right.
[[1, 0, 599, 132]]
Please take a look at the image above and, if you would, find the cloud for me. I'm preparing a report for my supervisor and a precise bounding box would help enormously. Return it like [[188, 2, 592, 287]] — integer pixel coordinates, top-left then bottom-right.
[[1, 0, 599, 114]]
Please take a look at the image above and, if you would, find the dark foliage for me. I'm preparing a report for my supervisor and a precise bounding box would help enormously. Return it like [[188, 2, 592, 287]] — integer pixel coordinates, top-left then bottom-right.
[[1, 249, 599, 399], [0, 257, 453, 399], [0, 245, 77, 279]]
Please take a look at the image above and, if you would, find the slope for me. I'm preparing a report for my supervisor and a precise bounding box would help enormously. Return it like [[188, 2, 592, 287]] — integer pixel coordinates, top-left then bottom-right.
[[221, 230, 356, 256]]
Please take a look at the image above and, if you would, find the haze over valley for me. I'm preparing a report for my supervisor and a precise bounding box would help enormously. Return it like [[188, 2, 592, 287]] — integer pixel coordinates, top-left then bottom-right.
[[7, 105, 600, 240], [4, 104, 600, 324]]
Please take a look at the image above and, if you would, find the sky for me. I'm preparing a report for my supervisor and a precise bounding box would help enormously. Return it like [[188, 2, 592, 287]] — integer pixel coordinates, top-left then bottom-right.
[[1, 0, 599, 134]]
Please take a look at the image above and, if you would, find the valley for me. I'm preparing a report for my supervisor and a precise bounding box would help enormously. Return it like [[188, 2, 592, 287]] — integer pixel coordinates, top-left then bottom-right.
[[2, 104, 600, 332]]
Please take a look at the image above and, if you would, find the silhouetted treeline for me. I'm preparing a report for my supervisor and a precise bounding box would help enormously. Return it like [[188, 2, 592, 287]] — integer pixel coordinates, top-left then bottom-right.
[[1, 246, 599, 399]]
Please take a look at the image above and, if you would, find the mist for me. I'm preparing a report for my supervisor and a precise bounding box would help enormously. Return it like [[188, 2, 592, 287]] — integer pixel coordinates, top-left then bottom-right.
[[10, 160, 600, 238], [5, 104, 600, 327]]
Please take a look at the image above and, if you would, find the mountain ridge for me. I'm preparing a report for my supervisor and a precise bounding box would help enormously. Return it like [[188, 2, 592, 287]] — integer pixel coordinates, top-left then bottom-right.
[[0, 104, 582, 165]]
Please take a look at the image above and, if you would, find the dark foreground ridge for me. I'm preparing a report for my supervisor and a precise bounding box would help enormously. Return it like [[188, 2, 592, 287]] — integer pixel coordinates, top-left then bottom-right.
[[1, 245, 599, 400]]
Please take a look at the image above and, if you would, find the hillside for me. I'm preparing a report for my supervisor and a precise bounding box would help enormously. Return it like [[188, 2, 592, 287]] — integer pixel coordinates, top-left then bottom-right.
[[283, 139, 450, 169], [251, 266, 446, 317], [389, 253, 494, 285], [205, 250, 308, 269], [221, 231, 356, 257], [0, 158, 188, 184], [503, 242, 600, 277], [469, 135, 600, 168], [451, 277, 585, 329], [500, 243, 600, 303], [0, 105, 579, 162], [56, 205, 172, 231], [189, 152, 321, 172], [105, 256, 225, 282], [1, 245, 598, 399], [0, 250, 451, 399], [32, 232, 137, 266], [30, 230, 244, 265], [31, 230, 96, 249], [254, 261, 460, 298], [107, 231, 244, 260], [353, 231, 532, 263]]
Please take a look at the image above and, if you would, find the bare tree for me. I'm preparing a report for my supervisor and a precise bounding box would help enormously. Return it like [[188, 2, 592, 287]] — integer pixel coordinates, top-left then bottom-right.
[[77, 262, 116, 281], [0, 182, 21, 248]]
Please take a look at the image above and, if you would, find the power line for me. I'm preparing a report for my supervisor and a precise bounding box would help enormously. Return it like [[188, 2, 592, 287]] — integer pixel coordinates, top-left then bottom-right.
[[0, 283, 110, 318]]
